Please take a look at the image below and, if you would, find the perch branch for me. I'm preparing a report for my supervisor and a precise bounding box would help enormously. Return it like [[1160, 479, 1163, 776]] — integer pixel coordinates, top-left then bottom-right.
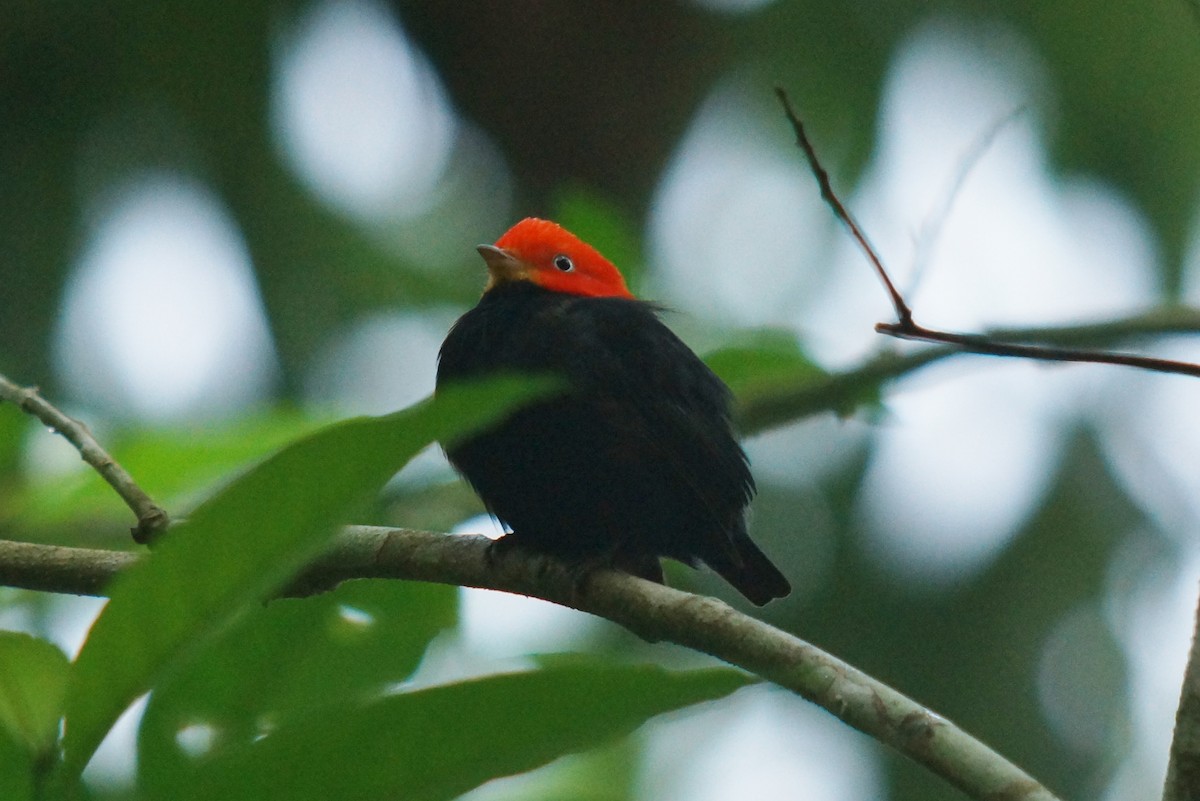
[[0, 373, 169, 543], [0, 530, 1061, 801]]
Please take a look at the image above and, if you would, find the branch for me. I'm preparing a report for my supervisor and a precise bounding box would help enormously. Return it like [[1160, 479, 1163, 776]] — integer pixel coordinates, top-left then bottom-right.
[[1163, 585, 1200, 801], [774, 87, 912, 324], [735, 306, 1200, 435], [0, 539, 137, 596], [0, 374, 169, 543], [0, 530, 1061, 801], [773, 87, 1200, 382], [875, 320, 1200, 378]]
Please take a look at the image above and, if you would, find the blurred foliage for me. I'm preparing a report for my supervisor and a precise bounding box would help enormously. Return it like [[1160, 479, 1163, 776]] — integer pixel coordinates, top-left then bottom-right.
[[6, 410, 329, 541], [137, 579, 460, 793], [158, 663, 749, 801], [62, 377, 558, 775], [0, 632, 70, 758], [2, 0, 1196, 800]]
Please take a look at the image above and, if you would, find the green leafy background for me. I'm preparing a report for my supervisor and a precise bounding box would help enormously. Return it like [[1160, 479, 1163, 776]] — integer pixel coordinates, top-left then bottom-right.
[[2, 1, 1197, 799]]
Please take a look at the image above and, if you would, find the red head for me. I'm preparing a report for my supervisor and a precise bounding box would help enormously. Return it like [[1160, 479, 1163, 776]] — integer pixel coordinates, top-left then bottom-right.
[[477, 218, 634, 299]]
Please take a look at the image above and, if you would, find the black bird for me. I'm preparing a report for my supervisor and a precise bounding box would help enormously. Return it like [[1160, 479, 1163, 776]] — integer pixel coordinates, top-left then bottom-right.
[[436, 218, 789, 605]]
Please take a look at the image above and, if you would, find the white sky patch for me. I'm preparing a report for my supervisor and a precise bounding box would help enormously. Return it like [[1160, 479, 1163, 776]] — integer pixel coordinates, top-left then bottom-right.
[[1106, 216, 1200, 532], [271, 0, 457, 222], [307, 309, 458, 415], [450, 516, 602, 659], [649, 81, 833, 327], [1093, 206, 1200, 795], [640, 686, 882, 801], [791, 18, 1157, 586], [858, 360, 1063, 584], [803, 20, 1156, 366], [1099, 353, 1200, 536], [307, 308, 461, 484], [743, 411, 872, 487], [82, 694, 148, 791], [1101, 549, 1197, 800], [56, 175, 278, 422]]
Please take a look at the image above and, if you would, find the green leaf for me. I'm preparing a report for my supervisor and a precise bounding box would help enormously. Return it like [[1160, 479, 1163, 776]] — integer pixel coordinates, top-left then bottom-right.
[[0, 632, 70, 756], [0, 729, 34, 801], [705, 329, 827, 399], [137, 580, 457, 795], [61, 376, 560, 778], [12, 409, 329, 530], [0, 404, 23, 477], [165, 662, 753, 801]]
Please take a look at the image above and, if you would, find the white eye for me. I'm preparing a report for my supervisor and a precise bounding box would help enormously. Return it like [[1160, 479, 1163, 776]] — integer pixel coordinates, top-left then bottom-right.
[[553, 254, 574, 272]]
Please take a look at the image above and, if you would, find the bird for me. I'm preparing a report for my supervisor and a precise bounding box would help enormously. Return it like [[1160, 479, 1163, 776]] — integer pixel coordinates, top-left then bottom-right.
[[436, 218, 790, 605]]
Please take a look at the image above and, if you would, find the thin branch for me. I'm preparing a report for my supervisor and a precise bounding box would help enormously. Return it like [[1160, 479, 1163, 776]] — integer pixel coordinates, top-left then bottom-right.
[[985, 305, 1200, 343], [0, 530, 1061, 801], [736, 347, 950, 434], [1163, 583, 1200, 801], [876, 320, 1200, 378], [0, 374, 168, 544], [908, 106, 1025, 299], [735, 306, 1200, 434], [773, 87, 1200, 382], [774, 86, 912, 325]]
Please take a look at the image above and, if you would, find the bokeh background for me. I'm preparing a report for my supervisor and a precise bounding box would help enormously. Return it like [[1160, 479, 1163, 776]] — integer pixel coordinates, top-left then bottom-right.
[[4, 1, 1200, 799]]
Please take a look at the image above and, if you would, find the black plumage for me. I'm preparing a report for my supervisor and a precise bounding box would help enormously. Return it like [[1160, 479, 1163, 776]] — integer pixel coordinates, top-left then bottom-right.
[[437, 280, 790, 605]]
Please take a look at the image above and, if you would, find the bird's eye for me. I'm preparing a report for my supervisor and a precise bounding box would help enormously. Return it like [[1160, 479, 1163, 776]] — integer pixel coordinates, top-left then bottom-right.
[[553, 254, 574, 272]]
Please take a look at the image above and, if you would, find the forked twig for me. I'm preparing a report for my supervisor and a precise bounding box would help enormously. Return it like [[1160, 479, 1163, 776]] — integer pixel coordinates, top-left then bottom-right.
[[774, 87, 913, 325], [774, 86, 1200, 380], [0, 373, 169, 543]]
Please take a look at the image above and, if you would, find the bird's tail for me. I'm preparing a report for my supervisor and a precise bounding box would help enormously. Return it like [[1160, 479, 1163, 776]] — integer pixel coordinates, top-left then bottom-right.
[[706, 531, 791, 606]]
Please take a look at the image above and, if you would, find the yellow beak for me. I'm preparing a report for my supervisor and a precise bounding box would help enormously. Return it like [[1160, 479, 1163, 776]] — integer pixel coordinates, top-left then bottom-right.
[[476, 244, 531, 290]]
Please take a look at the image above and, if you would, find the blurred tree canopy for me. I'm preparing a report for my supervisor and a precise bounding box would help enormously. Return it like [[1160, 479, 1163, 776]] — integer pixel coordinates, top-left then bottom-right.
[[2, 1, 1199, 800]]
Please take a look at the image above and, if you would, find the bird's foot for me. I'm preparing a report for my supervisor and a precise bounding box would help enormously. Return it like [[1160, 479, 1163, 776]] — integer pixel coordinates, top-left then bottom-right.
[[484, 533, 562, 583], [483, 533, 521, 569], [558, 552, 664, 605]]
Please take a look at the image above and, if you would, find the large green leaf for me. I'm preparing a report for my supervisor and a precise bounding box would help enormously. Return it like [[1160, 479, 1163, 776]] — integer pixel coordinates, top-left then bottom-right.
[[60, 376, 558, 778], [0, 404, 23, 478], [163, 662, 754, 801], [137, 580, 457, 796], [12, 409, 329, 530], [0, 729, 33, 801], [0, 632, 69, 756]]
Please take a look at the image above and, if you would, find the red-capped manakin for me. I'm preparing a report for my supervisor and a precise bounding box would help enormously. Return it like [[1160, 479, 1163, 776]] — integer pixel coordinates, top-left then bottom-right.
[[437, 218, 790, 605]]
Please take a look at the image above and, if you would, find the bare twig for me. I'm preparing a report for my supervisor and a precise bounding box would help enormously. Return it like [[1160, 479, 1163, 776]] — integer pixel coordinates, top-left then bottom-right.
[[1163, 585, 1200, 801], [0, 530, 1061, 801], [773, 87, 1200, 382], [876, 320, 1200, 378], [0, 374, 169, 544], [908, 106, 1026, 298], [736, 305, 1200, 434], [774, 86, 912, 325]]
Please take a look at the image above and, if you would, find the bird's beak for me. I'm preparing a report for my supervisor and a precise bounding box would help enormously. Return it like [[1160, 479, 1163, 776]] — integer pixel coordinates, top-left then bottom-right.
[[476, 244, 530, 289]]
